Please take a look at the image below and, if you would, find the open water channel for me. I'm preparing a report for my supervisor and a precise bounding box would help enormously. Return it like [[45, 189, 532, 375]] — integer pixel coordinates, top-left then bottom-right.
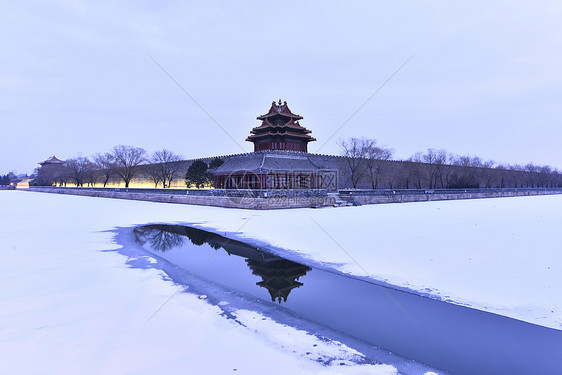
[[123, 224, 561, 375]]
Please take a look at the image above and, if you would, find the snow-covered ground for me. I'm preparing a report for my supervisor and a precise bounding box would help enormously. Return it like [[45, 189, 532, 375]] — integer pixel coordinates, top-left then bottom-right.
[[0, 191, 401, 375], [1, 190, 560, 373]]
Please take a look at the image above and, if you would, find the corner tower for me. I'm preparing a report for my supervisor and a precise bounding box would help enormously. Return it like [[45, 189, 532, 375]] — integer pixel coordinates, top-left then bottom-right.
[[246, 100, 316, 152]]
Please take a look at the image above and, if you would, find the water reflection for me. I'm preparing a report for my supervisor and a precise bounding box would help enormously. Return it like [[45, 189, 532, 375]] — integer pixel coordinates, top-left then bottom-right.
[[133, 225, 186, 251], [247, 259, 310, 303], [130, 224, 562, 375], [133, 224, 311, 303]]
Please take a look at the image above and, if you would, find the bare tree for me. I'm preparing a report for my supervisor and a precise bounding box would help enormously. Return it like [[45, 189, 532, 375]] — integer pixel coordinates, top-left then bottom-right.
[[495, 164, 511, 188], [394, 162, 411, 189], [92, 153, 116, 187], [419, 149, 448, 188], [149, 149, 184, 188], [340, 138, 367, 188], [65, 157, 92, 187], [86, 172, 98, 186], [440, 153, 457, 188], [146, 163, 164, 188], [364, 139, 393, 189], [524, 163, 541, 188], [112, 145, 147, 188], [539, 165, 554, 188], [407, 152, 426, 189], [84, 164, 99, 187], [449, 155, 478, 188]]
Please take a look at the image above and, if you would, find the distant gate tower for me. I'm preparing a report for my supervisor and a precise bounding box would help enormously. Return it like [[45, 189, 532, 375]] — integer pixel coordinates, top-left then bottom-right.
[[246, 100, 316, 152]]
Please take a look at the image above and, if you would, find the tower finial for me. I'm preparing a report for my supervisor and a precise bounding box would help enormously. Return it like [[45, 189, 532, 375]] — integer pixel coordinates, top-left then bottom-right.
[[278, 99, 282, 105]]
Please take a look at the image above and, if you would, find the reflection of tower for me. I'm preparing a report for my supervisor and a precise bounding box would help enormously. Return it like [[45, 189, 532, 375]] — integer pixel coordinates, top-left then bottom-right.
[[246, 259, 311, 303]]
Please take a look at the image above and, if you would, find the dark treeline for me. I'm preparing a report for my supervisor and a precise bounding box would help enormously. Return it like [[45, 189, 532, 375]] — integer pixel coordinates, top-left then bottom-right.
[[340, 138, 562, 189], [0, 174, 14, 186], [33, 145, 223, 188]]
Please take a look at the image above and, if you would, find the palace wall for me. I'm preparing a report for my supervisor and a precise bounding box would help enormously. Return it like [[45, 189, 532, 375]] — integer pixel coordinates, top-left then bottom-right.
[[39, 151, 561, 190]]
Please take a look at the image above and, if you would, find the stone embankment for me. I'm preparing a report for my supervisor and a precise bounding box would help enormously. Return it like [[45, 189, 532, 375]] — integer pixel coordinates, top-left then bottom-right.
[[22, 187, 562, 209], [338, 188, 562, 205], [23, 187, 333, 209]]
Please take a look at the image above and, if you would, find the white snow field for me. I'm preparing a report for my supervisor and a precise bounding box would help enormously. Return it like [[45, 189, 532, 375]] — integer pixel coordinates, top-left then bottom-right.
[[1, 190, 561, 373], [0, 191, 398, 375]]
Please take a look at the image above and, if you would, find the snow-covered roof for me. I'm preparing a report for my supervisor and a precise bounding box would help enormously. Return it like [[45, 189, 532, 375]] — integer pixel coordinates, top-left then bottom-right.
[[212, 151, 320, 175]]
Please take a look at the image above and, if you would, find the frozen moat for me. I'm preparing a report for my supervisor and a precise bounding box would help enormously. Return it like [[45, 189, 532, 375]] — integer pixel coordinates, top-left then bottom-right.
[[124, 224, 561, 375]]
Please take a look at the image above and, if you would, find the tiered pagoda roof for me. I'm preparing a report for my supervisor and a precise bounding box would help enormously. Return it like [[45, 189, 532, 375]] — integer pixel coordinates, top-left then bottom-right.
[[256, 100, 303, 121], [246, 100, 316, 150]]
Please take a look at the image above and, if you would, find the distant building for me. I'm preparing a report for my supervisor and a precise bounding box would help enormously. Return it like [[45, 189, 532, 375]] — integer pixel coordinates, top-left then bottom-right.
[[35, 155, 66, 186], [39, 155, 66, 167], [213, 100, 333, 190]]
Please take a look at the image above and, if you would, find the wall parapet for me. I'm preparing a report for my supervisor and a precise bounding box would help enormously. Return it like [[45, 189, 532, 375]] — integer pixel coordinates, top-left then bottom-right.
[[20, 187, 562, 209], [338, 188, 562, 205], [22, 187, 332, 209], [339, 187, 562, 196]]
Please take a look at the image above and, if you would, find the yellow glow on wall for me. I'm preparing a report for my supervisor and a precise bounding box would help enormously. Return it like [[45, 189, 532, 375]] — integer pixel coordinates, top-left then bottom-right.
[[16, 178, 32, 189], [82, 179, 214, 189]]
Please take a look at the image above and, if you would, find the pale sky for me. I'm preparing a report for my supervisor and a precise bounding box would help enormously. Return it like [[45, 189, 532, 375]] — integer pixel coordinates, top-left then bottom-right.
[[1, 1, 561, 175]]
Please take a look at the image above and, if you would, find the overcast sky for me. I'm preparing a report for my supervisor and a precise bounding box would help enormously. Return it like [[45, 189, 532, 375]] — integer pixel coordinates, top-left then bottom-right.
[[1, 1, 561, 174]]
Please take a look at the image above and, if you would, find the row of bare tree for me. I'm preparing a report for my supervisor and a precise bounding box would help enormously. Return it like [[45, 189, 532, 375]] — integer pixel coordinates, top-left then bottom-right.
[[33, 140, 561, 190], [340, 138, 562, 189], [34, 146, 184, 188], [340, 138, 394, 189]]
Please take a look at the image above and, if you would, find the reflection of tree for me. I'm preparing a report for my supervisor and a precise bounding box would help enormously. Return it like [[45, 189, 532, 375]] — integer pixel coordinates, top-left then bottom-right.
[[133, 225, 185, 252], [134, 224, 232, 252], [184, 229, 207, 246], [246, 259, 311, 304]]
